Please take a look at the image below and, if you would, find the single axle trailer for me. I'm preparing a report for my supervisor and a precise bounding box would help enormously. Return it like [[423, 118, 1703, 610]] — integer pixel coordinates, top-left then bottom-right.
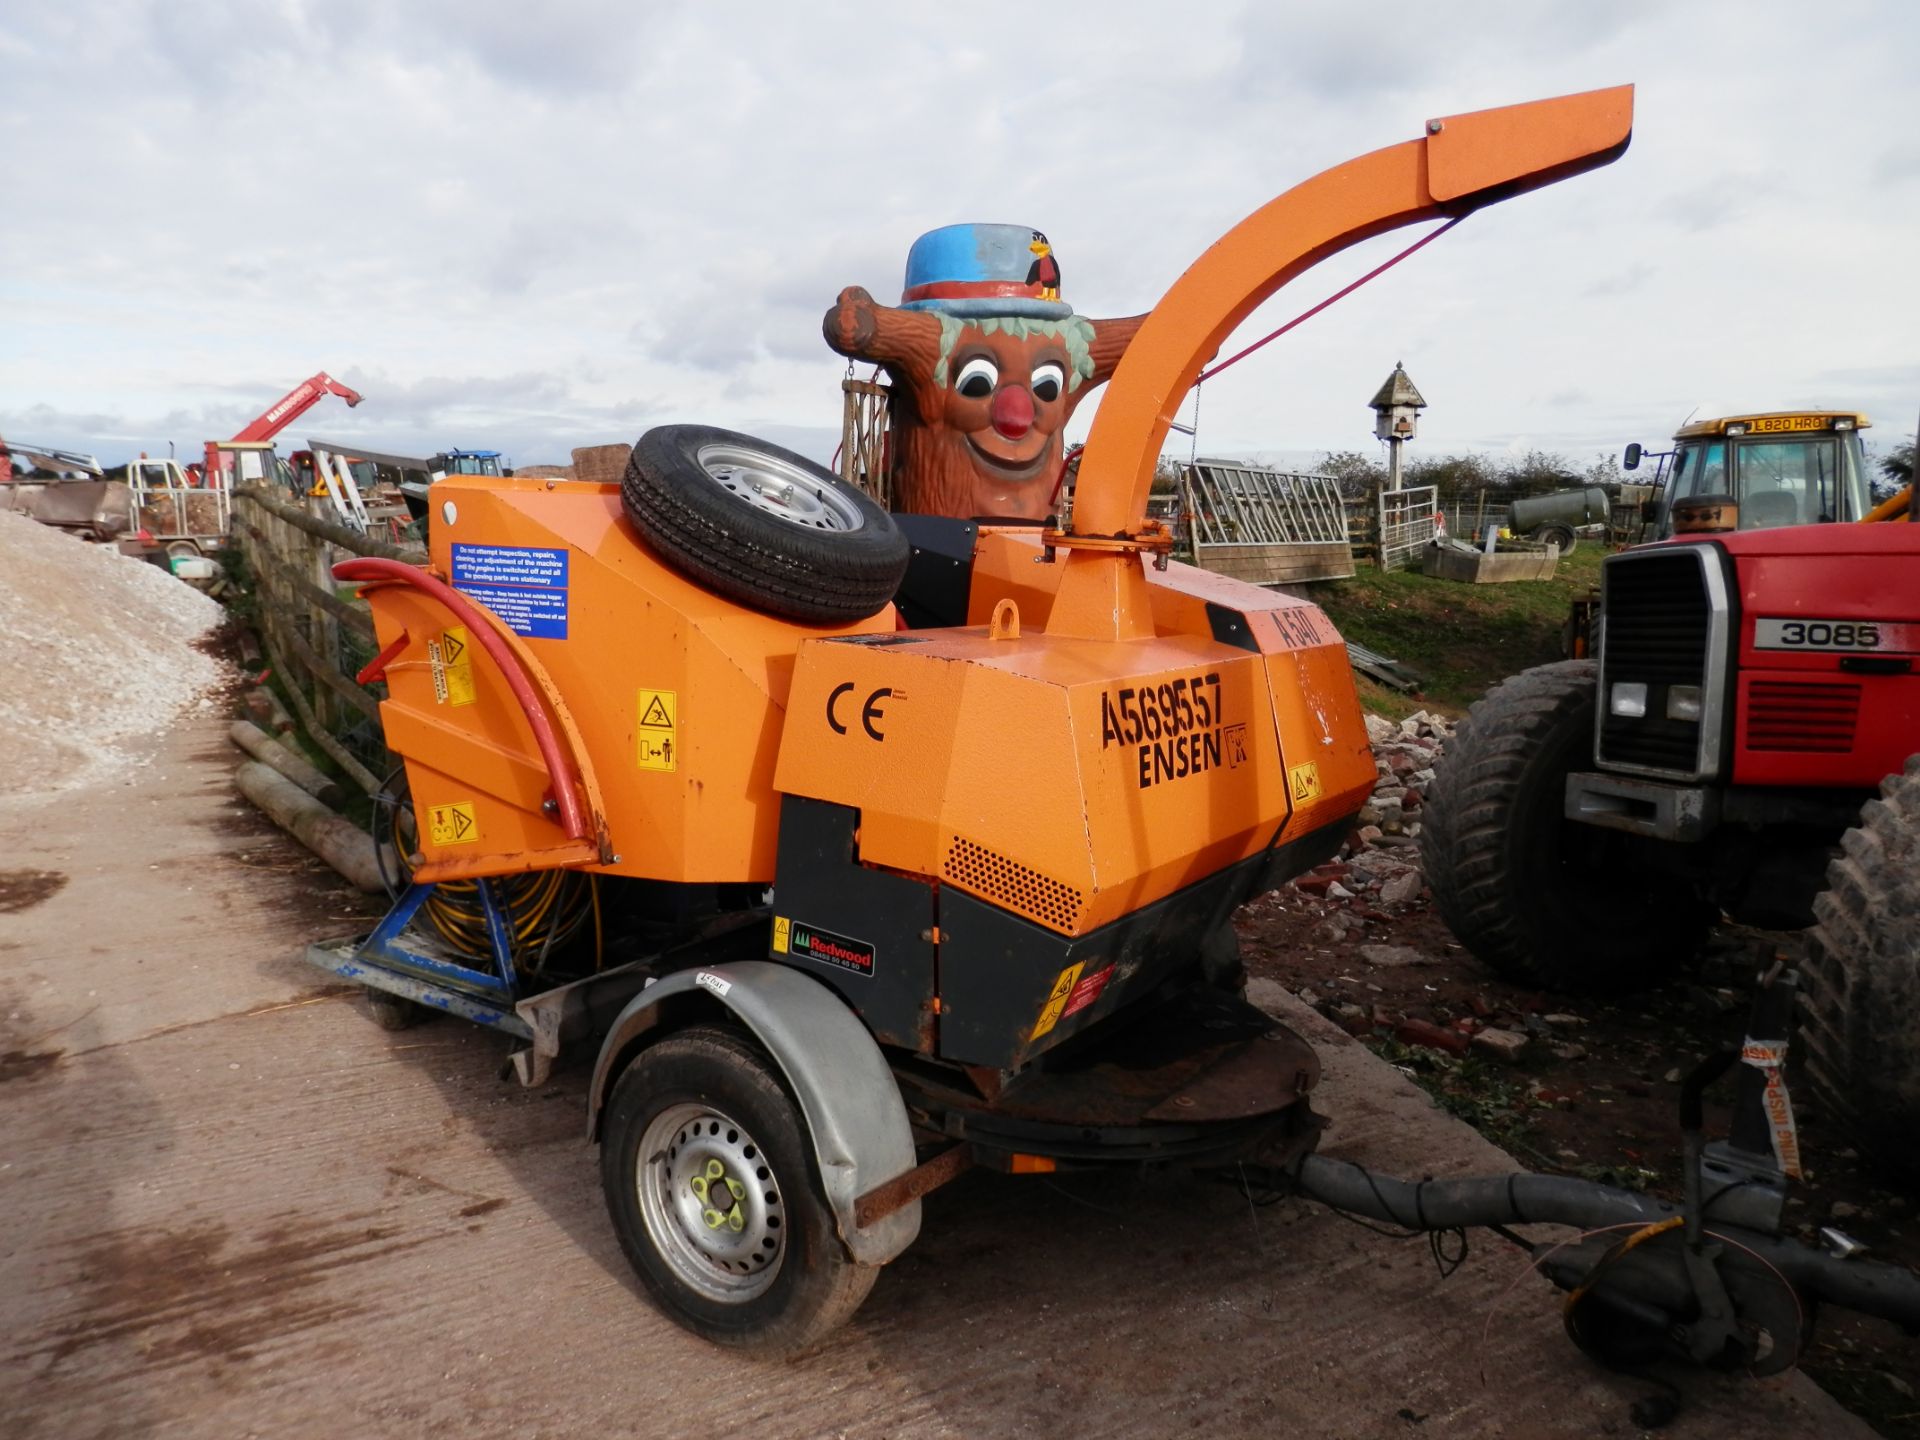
[[305, 86, 1920, 1375]]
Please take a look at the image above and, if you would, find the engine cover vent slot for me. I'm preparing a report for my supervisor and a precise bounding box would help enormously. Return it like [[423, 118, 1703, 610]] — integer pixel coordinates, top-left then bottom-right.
[[943, 838, 1083, 933], [1747, 680, 1861, 753]]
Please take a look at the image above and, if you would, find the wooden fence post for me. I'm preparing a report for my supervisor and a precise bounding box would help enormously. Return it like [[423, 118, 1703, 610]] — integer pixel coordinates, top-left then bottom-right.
[[232, 485, 426, 798]]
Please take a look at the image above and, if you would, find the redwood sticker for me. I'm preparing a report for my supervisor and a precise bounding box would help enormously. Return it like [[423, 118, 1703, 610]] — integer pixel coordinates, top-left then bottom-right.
[[786, 921, 875, 977]]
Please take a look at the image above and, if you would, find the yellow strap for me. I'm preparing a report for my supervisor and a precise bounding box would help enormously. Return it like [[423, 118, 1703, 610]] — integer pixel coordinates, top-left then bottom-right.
[[1562, 1215, 1686, 1313]]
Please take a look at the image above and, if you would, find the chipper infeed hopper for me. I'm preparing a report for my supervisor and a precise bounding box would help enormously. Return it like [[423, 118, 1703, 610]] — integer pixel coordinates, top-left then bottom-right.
[[313, 85, 1920, 1371]]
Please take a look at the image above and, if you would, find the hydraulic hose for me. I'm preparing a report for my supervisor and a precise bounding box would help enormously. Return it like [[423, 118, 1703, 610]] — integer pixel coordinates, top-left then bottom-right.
[[1298, 1153, 1736, 1231], [1292, 1154, 1920, 1331], [333, 556, 590, 842]]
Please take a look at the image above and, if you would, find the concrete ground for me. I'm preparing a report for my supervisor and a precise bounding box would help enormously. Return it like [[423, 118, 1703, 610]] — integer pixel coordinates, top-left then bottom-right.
[[0, 714, 1870, 1439]]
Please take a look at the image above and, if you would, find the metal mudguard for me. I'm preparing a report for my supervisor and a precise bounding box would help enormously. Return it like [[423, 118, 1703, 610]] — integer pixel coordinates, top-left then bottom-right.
[[586, 961, 921, 1266]]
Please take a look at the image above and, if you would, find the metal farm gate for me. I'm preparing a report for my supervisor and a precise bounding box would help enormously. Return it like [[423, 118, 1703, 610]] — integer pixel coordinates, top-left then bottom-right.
[[1376, 485, 1439, 571], [1181, 461, 1355, 584]]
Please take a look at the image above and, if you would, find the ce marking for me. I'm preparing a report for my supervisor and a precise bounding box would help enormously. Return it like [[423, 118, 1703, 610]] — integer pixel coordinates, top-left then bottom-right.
[[827, 683, 894, 741]]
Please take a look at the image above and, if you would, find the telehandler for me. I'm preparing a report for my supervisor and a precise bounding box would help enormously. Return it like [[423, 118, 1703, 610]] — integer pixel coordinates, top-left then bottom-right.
[[310, 87, 1920, 1373]]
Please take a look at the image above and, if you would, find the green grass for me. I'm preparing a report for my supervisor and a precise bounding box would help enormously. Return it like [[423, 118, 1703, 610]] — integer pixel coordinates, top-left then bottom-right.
[[1315, 546, 1608, 714]]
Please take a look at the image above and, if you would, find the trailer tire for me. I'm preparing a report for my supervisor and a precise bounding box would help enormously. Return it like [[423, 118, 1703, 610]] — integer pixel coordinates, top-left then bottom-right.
[[622, 425, 908, 624], [600, 1024, 878, 1355], [1532, 523, 1578, 555], [1423, 660, 1714, 992], [1800, 757, 1920, 1170]]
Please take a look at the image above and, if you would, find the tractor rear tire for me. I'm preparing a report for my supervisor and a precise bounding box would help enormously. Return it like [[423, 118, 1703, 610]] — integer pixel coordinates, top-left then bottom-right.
[[622, 425, 908, 624], [1799, 758, 1920, 1169], [1423, 660, 1714, 992]]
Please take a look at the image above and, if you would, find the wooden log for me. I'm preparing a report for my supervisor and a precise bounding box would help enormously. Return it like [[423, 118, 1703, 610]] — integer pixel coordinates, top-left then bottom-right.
[[231, 484, 425, 562], [234, 760, 387, 894], [246, 686, 296, 734], [229, 720, 345, 808]]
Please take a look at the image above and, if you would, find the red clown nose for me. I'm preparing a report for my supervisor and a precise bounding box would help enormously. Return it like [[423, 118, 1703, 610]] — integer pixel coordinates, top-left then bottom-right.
[[990, 385, 1034, 439]]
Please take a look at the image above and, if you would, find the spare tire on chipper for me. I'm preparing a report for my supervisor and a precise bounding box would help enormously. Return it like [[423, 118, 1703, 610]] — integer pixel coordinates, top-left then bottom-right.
[[621, 425, 908, 624]]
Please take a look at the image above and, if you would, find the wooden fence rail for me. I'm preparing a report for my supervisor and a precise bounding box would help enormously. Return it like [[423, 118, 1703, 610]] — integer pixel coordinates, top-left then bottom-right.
[[232, 485, 426, 797]]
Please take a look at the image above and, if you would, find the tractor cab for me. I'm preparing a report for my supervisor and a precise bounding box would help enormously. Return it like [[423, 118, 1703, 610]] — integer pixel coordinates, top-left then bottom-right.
[[1628, 411, 1873, 537], [431, 449, 505, 478]]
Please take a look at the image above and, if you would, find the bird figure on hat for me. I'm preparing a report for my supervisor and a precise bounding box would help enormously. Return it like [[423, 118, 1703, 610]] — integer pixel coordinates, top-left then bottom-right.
[[1026, 231, 1061, 302], [824, 222, 1145, 519]]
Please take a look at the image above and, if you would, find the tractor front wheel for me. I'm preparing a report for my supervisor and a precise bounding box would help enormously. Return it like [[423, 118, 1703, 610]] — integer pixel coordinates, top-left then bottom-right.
[[599, 1025, 878, 1355], [1422, 660, 1714, 992], [1800, 757, 1920, 1169]]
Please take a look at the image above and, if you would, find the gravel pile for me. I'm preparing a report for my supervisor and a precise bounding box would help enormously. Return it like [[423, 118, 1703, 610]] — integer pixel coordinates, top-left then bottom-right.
[[0, 511, 228, 803]]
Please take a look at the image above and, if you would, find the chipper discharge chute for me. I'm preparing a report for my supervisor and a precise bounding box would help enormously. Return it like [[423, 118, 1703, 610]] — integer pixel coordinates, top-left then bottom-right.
[[312, 84, 1920, 1373]]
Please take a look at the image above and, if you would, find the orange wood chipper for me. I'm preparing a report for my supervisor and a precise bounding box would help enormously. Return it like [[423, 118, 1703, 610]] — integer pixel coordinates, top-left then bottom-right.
[[311, 86, 1920, 1370]]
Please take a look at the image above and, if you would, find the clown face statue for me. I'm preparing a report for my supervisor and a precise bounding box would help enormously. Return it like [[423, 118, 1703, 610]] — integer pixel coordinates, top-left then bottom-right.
[[825, 223, 1145, 519]]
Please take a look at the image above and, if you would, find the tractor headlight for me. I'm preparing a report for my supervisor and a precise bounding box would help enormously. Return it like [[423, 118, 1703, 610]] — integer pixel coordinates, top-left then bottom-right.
[[1666, 685, 1703, 722], [1609, 682, 1648, 718]]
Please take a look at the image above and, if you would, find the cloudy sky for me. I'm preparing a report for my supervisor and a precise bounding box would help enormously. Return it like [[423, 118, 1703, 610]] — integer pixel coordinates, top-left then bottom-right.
[[3, 1, 1915, 473]]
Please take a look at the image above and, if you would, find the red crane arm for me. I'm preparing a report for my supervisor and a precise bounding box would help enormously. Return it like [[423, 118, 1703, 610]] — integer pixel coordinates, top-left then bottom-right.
[[229, 371, 364, 444]]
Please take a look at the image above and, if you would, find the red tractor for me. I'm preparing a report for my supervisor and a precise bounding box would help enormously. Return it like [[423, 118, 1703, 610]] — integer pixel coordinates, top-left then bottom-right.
[[1423, 468, 1919, 1154]]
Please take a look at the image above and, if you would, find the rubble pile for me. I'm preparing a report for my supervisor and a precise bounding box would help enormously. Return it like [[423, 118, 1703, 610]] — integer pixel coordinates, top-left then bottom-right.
[[0, 510, 227, 804], [1289, 709, 1451, 940], [1264, 708, 1608, 1065]]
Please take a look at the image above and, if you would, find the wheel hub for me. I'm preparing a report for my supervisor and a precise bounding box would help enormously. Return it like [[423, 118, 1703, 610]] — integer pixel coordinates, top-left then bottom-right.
[[638, 1103, 786, 1302], [697, 442, 865, 532], [689, 1157, 746, 1231]]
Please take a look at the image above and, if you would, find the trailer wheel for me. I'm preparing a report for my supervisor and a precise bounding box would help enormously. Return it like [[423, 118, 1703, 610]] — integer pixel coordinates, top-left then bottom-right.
[[1532, 523, 1578, 555], [1800, 757, 1920, 1169], [622, 425, 908, 624], [599, 1024, 878, 1355], [1423, 660, 1714, 991]]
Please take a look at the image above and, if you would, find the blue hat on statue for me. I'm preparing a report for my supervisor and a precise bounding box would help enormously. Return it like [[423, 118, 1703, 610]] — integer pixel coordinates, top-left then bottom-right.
[[899, 222, 1071, 319]]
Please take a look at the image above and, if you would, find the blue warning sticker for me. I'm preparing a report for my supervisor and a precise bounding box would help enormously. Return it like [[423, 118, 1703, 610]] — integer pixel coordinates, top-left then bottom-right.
[[451, 544, 570, 639]]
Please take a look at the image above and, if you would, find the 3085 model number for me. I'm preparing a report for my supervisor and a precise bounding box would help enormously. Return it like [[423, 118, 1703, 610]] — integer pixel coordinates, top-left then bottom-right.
[[1754, 618, 1888, 651]]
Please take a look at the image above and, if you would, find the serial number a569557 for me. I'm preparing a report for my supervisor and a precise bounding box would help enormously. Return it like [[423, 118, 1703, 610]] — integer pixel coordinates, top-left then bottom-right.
[[1099, 672, 1222, 748]]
